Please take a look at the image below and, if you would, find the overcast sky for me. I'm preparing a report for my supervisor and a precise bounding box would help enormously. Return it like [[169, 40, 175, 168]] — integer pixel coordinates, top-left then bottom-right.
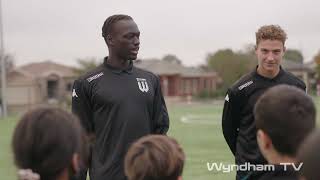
[[2, 0, 320, 67]]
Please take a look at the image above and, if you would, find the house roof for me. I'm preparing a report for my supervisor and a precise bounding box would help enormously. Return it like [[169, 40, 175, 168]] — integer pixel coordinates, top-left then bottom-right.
[[16, 61, 77, 78], [134, 59, 218, 77], [282, 59, 314, 73], [305, 60, 317, 69]]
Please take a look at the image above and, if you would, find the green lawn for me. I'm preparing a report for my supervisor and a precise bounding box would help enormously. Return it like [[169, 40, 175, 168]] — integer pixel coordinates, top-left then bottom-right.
[[168, 102, 235, 180], [1, 97, 320, 180], [0, 116, 19, 180]]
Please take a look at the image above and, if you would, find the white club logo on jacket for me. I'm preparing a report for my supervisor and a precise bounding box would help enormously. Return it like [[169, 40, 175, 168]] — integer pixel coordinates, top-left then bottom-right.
[[72, 89, 78, 98], [136, 78, 149, 92]]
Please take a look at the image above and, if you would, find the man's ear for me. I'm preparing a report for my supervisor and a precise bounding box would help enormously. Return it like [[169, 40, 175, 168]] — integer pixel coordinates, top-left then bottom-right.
[[106, 35, 113, 46], [257, 129, 272, 152], [177, 175, 183, 180], [71, 153, 80, 173]]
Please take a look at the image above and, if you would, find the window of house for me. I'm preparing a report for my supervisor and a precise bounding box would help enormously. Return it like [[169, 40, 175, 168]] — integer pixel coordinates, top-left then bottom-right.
[[47, 80, 58, 99]]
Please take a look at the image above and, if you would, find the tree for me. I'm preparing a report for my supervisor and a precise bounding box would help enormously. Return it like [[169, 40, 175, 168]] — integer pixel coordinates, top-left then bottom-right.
[[314, 51, 320, 80], [206, 49, 256, 87], [74, 57, 100, 75], [284, 49, 304, 64], [162, 54, 182, 64], [241, 43, 256, 56]]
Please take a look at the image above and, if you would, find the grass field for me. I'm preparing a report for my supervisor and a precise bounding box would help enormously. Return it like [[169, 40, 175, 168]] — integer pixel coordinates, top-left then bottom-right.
[[168, 102, 235, 180], [1, 98, 320, 180]]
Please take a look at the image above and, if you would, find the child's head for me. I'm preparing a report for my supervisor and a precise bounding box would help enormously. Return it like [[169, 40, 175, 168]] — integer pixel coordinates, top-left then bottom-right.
[[12, 107, 85, 180], [125, 135, 185, 180], [254, 85, 315, 163]]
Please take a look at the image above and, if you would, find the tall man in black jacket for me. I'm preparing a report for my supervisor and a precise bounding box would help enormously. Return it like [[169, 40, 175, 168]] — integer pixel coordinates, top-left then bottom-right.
[[222, 25, 306, 179], [72, 14, 169, 180]]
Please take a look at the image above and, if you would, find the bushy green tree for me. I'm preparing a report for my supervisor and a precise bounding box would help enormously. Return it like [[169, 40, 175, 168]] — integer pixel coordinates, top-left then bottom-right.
[[206, 49, 256, 87], [314, 51, 320, 81], [74, 57, 100, 75], [284, 49, 304, 64]]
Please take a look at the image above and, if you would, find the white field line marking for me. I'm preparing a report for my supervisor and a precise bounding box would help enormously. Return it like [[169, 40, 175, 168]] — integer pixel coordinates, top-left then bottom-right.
[[180, 114, 221, 125]]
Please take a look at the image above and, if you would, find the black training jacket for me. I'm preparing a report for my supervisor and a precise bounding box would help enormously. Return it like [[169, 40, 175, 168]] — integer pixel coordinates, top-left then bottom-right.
[[72, 58, 169, 180], [222, 67, 305, 179]]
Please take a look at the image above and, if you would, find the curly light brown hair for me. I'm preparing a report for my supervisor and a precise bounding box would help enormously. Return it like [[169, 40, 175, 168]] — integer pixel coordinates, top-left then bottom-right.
[[125, 135, 185, 180], [256, 25, 287, 46]]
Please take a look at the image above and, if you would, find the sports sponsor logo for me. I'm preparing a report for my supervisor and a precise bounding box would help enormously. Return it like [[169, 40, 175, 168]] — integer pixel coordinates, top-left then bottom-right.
[[72, 89, 78, 98], [87, 72, 104, 82], [238, 80, 253, 90], [225, 94, 229, 102]]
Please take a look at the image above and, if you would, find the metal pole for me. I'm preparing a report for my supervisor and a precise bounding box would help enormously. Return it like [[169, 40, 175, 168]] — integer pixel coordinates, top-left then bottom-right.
[[0, 0, 7, 118]]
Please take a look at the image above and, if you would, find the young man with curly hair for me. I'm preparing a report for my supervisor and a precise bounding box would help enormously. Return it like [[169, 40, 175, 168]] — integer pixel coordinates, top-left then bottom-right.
[[222, 25, 306, 179]]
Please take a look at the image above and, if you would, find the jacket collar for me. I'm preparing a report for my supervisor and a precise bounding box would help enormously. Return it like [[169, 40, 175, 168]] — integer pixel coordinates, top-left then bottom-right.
[[103, 57, 133, 74]]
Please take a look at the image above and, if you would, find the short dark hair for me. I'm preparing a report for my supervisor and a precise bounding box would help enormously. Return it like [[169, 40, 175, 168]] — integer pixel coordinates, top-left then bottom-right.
[[102, 14, 133, 38], [254, 85, 316, 156], [125, 135, 185, 180], [12, 107, 85, 180], [297, 130, 320, 180]]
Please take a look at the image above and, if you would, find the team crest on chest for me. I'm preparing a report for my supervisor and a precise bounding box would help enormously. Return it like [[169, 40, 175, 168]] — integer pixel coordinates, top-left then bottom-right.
[[136, 78, 149, 92]]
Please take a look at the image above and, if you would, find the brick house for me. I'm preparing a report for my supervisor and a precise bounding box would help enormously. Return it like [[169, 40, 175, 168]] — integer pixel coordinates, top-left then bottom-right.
[[282, 60, 315, 92], [134, 59, 222, 96]]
